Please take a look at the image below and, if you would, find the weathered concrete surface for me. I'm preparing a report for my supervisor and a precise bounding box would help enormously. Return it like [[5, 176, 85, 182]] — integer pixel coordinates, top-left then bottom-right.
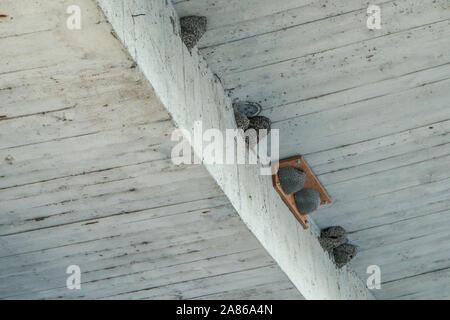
[[96, 0, 373, 299], [0, 0, 304, 300], [174, 0, 450, 300]]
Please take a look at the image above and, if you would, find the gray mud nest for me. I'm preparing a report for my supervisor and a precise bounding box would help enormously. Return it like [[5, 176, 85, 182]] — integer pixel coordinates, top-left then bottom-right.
[[233, 102, 271, 143], [333, 243, 357, 268], [234, 110, 250, 131], [294, 188, 321, 215], [233, 101, 262, 118], [180, 16, 207, 52], [319, 226, 357, 268], [278, 167, 306, 195]]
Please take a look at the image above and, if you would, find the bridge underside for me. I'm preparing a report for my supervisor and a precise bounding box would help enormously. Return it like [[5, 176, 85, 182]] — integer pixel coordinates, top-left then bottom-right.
[[0, 0, 303, 300], [174, 0, 450, 299]]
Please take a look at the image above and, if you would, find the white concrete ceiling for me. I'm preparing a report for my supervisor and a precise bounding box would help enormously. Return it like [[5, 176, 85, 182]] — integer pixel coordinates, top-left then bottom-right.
[[174, 0, 450, 299], [0, 0, 304, 300]]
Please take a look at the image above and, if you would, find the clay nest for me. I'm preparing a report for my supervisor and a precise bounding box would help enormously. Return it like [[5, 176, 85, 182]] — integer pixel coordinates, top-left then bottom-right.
[[180, 16, 207, 52], [233, 103, 271, 144], [319, 226, 357, 268]]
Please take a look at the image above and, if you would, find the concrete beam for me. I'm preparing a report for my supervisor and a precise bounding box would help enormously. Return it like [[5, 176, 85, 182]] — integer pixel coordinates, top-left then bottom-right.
[[96, 0, 373, 299]]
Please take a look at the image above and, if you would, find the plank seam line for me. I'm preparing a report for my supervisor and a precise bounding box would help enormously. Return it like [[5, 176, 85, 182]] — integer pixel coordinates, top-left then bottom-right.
[[356, 225, 450, 253], [323, 144, 450, 186], [0, 104, 77, 122], [0, 117, 172, 152], [223, 18, 450, 76], [274, 78, 450, 126], [0, 158, 168, 191], [0, 157, 172, 197], [0, 131, 101, 152], [189, 279, 294, 300], [381, 265, 450, 286], [199, 0, 395, 49], [0, 220, 243, 275], [83, 248, 261, 279], [270, 65, 450, 121], [317, 139, 450, 180], [348, 208, 450, 236], [0, 227, 246, 279], [0, 28, 53, 40], [0, 64, 58, 77], [347, 209, 450, 238], [0, 197, 227, 238], [99, 263, 278, 299], [0, 252, 272, 299], [300, 117, 450, 158], [0, 211, 235, 266], [333, 174, 450, 204]]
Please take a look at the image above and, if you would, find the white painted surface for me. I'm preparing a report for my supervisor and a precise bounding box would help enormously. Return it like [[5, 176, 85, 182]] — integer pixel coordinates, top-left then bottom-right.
[[0, 0, 304, 300], [96, 0, 373, 299], [173, 0, 450, 299]]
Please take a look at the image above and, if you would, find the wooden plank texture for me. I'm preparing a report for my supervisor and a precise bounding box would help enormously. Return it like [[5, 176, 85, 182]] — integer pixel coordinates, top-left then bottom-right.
[[0, 0, 303, 300], [174, 0, 450, 299]]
